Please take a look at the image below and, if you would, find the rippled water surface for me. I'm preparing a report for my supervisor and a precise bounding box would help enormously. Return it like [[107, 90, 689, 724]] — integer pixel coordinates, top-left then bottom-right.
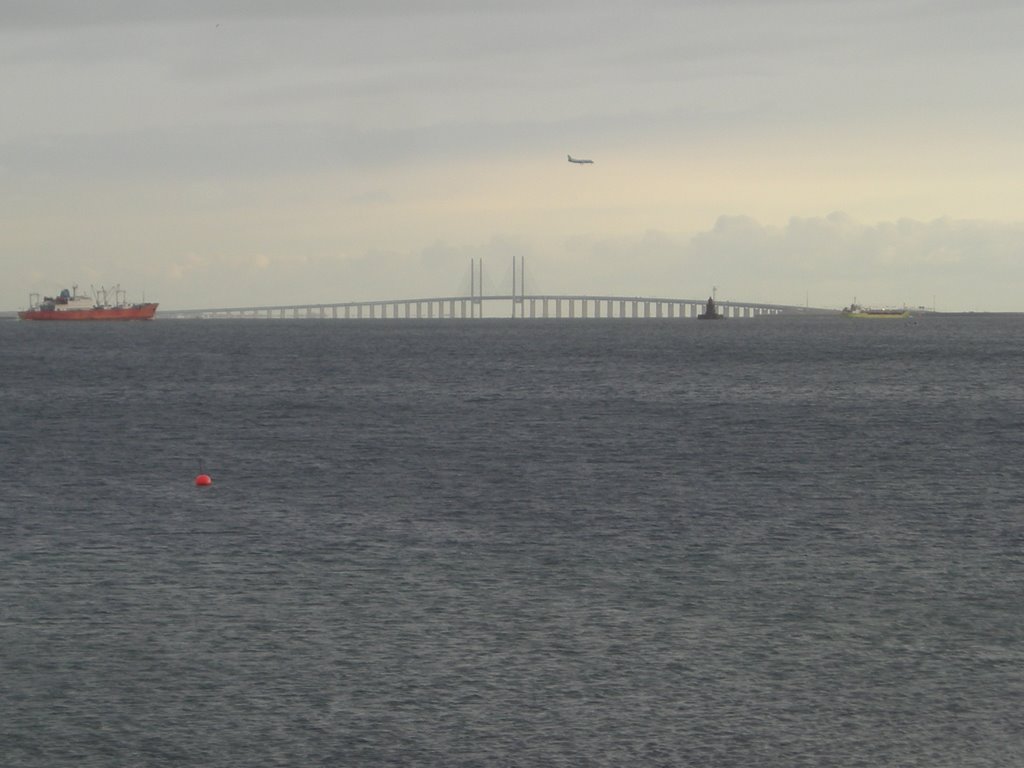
[[2, 315, 1023, 766]]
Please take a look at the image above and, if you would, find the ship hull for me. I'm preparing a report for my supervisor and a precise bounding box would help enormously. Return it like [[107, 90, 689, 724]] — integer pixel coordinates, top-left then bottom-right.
[[844, 310, 909, 319], [18, 303, 158, 321]]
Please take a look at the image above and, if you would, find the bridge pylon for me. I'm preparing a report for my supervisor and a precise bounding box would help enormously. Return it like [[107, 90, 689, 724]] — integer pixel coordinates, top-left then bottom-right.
[[470, 257, 483, 319], [511, 255, 525, 318]]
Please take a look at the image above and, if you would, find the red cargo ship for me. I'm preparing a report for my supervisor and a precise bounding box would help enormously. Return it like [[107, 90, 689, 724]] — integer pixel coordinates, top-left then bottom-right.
[[18, 285, 158, 321]]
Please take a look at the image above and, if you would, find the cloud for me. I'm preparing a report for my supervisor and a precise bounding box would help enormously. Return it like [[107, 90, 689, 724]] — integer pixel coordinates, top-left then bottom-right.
[[688, 212, 1024, 274], [683, 213, 1024, 309], [166, 252, 206, 280]]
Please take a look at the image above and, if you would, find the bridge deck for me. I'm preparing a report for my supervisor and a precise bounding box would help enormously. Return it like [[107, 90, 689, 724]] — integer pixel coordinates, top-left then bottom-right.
[[165, 294, 834, 318]]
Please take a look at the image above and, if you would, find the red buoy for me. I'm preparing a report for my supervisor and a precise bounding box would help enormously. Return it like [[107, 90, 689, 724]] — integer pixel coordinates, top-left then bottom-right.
[[195, 474, 213, 486]]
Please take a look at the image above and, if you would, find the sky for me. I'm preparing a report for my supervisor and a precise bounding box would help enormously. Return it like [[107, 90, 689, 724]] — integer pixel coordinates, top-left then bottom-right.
[[3, 0, 1024, 312]]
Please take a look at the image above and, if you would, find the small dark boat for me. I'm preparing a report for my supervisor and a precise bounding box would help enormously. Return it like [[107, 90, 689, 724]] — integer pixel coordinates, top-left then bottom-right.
[[697, 296, 724, 320]]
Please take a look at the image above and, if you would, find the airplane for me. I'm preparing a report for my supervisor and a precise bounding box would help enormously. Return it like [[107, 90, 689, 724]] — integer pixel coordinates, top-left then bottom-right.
[[567, 154, 594, 164]]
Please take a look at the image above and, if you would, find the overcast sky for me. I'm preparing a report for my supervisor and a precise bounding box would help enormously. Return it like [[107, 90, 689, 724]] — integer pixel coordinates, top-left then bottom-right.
[[4, 1, 1024, 311]]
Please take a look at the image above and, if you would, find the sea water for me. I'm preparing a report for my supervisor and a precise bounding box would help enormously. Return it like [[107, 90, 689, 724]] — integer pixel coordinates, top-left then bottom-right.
[[2, 315, 1022, 766]]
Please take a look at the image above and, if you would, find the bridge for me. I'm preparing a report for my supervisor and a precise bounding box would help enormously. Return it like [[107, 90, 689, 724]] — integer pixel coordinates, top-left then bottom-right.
[[166, 294, 825, 320], [165, 258, 833, 319]]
